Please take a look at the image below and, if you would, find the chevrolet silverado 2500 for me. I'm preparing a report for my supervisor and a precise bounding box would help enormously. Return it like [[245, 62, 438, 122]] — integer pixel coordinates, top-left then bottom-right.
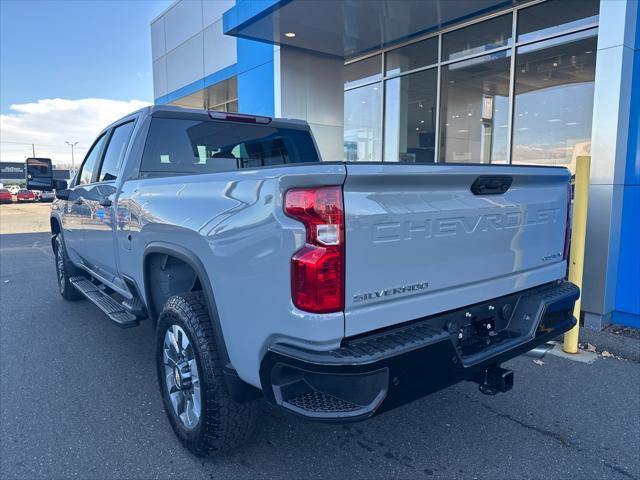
[[27, 106, 579, 456]]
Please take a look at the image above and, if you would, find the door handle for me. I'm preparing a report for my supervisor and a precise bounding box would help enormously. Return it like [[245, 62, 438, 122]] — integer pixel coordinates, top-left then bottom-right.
[[74, 198, 83, 205], [99, 198, 112, 207]]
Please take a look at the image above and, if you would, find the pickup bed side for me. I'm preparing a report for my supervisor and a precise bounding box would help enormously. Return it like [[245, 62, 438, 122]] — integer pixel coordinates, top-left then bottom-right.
[[116, 163, 349, 387]]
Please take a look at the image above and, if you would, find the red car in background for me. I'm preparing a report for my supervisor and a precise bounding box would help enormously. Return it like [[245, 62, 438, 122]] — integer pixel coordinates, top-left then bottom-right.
[[0, 189, 12, 204], [16, 189, 36, 202]]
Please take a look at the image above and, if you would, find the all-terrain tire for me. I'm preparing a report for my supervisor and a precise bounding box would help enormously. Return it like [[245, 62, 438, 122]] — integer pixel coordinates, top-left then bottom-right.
[[156, 292, 258, 456], [54, 234, 83, 301]]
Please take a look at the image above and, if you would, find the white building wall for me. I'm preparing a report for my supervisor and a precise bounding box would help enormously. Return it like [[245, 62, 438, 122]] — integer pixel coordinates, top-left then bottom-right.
[[275, 46, 345, 161], [150, 0, 237, 101], [204, 19, 236, 76]]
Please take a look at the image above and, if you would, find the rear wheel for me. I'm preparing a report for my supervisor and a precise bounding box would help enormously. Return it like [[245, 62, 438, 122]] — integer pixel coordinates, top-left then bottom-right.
[[54, 234, 83, 301], [156, 292, 258, 456]]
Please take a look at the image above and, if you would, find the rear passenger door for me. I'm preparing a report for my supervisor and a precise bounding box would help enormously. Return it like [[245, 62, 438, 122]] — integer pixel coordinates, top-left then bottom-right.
[[81, 120, 135, 284]]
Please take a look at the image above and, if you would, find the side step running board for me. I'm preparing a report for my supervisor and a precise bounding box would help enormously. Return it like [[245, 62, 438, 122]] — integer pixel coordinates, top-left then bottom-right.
[[69, 276, 141, 328]]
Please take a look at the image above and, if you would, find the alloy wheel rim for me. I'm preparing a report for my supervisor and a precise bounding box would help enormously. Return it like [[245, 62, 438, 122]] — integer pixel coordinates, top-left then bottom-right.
[[162, 324, 201, 430]]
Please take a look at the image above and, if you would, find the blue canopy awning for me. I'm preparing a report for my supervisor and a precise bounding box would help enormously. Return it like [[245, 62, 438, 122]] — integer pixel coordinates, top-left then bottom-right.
[[223, 0, 516, 59]]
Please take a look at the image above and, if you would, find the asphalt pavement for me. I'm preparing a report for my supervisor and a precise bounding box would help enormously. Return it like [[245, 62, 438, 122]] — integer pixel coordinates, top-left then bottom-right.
[[1, 203, 639, 480]]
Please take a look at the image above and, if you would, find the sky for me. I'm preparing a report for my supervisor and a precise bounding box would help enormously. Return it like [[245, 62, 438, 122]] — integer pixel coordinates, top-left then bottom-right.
[[0, 0, 172, 164]]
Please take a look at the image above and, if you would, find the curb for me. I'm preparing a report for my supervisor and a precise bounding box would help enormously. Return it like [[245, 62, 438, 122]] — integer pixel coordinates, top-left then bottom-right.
[[578, 326, 640, 362]]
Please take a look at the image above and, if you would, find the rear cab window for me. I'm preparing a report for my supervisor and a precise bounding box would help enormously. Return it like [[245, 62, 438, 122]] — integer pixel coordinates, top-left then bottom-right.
[[140, 118, 320, 176]]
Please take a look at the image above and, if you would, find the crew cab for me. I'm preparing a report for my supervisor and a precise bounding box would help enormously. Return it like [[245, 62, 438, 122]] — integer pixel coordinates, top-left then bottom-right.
[[28, 106, 579, 456]]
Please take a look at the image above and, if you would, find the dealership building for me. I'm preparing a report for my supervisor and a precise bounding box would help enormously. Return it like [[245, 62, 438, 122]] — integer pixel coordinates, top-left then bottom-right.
[[150, 0, 639, 328]]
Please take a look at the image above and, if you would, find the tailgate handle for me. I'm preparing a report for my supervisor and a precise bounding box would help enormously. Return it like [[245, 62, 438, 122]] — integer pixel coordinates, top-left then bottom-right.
[[471, 175, 512, 195]]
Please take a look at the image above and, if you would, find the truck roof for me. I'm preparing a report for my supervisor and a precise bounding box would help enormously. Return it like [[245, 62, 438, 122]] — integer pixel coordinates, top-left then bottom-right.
[[106, 105, 311, 132]]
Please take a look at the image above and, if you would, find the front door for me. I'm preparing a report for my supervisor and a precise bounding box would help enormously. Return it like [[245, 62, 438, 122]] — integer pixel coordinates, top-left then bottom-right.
[[62, 133, 107, 262]]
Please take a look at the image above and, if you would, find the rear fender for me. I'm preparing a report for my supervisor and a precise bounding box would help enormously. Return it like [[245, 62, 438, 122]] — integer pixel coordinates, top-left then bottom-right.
[[142, 241, 261, 401]]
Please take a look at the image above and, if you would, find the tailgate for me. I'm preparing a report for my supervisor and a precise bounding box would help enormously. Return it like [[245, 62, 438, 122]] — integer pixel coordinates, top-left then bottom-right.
[[343, 163, 570, 336]]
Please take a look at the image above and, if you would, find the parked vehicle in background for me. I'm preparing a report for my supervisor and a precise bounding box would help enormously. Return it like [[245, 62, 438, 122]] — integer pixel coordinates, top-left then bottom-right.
[[7, 185, 20, 195], [16, 189, 36, 202], [0, 189, 12, 204], [38, 190, 56, 202], [29, 106, 579, 457]]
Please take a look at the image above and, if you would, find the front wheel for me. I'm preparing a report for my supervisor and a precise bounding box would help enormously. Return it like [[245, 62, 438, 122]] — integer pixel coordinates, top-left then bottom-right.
[[156, 292, 258, 456], [54, 234, 83, 301]]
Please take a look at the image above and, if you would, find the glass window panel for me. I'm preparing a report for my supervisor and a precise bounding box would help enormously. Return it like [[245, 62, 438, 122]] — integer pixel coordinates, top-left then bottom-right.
[[98, 121, 135, 182], [442, 14, 512, 61], [512, 31, 597, 173], [78, 134, 107, 185], [228, 76, 238, 100], [439, 50, 511, 164], [140, 119, 320, 175], [517, 0, 599, 43], [344, 83, 382, 161], [344, 55, 382, 89], [384, 68, 437, 162], [205, 76, 237, 109], [385, 37, 438, 76]]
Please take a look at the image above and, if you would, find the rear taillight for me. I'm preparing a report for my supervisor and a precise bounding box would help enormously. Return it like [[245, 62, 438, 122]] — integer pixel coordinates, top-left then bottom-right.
[[285, 186, 344, 313], [563, 182, 572, 261]]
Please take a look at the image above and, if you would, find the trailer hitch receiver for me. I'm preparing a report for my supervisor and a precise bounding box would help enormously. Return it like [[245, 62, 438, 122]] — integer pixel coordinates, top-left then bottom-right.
[[474, 365, 514, 395]]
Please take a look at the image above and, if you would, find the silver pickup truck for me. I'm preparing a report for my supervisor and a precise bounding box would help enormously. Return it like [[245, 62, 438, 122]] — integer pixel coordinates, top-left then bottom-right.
[[28, 106, 579, 456]]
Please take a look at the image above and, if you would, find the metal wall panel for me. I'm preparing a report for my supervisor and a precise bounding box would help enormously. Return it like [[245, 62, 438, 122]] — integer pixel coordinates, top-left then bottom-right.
[[237, 60, 274, 116], [153, 56, 168, 98], [614, 185, 640, 326], [597, 0, 638, 50], [164, 0, 204, 52], [582, 184, 624, 316], [166, 32, 205, 93], [204, 20, 237, 76], [150, 17, 166, 61], [308, 123, 345, 161], [582, 0, 639, 328], [590, 46, 636, 186], [277, 47, 344, 161], [203, 0, 235, 28]]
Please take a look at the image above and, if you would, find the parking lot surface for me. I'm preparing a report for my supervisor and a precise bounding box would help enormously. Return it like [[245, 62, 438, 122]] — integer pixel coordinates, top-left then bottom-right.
[[1, 203, 639, 480]]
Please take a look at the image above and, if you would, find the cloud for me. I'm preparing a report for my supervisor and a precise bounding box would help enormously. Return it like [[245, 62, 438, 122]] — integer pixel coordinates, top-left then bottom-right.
[[0, 98, 151, 166]]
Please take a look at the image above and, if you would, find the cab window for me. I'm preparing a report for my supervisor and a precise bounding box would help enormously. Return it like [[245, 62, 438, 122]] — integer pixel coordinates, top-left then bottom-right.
[[140, 118, 319, 176], [78, 134, 107, 185], [98, 121, 135, 182]]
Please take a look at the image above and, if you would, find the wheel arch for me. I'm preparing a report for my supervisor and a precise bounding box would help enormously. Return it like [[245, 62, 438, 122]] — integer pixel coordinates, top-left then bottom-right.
[[143, 242, 261, 401], [50, 215, 62, 250], [143, 242, 230, 362]]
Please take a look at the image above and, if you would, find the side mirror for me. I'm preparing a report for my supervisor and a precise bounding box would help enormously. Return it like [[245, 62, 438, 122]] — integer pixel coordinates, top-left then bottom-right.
[[53, 179, 68, 190], [55, 189, 71, 200], [26, 157, 54, 191]]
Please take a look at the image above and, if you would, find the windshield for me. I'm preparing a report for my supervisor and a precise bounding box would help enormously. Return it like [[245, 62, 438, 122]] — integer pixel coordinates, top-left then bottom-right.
[[140, 118, 320, 176]]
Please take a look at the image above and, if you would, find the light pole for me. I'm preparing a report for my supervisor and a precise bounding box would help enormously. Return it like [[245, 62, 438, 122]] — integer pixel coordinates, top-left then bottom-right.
[[65, 141, 78, 173]]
